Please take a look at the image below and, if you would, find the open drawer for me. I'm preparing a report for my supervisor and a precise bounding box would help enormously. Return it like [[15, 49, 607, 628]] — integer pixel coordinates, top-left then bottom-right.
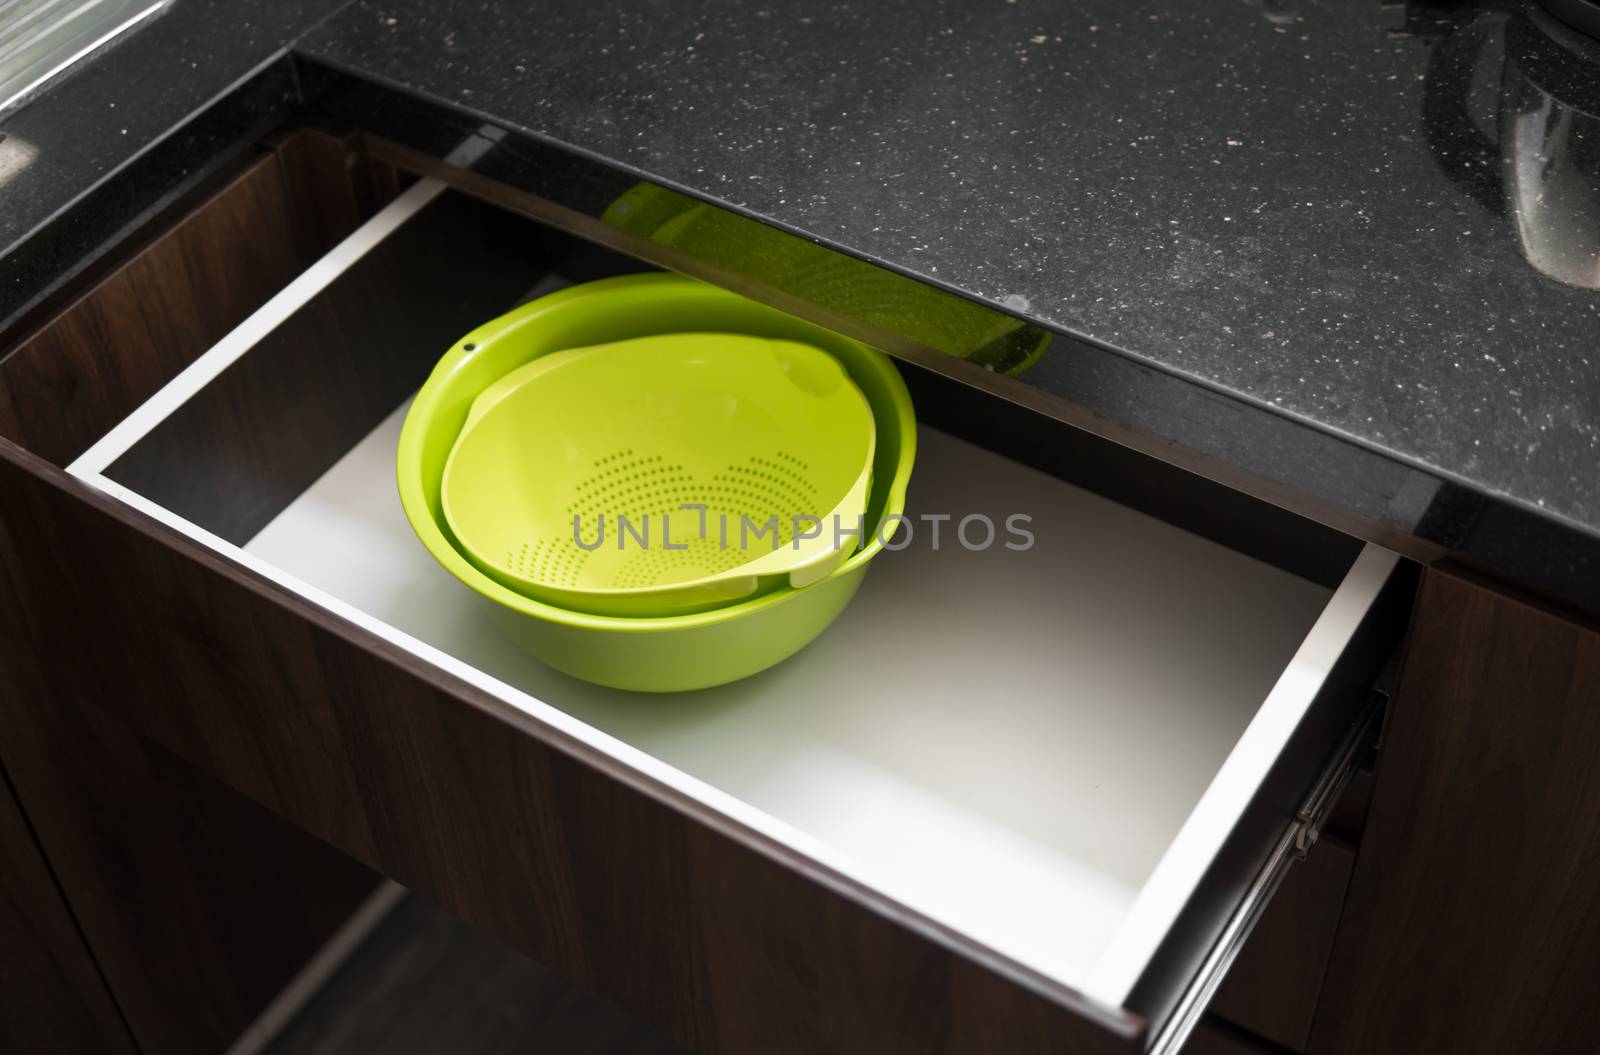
[[7, 177, 1412, 1054]]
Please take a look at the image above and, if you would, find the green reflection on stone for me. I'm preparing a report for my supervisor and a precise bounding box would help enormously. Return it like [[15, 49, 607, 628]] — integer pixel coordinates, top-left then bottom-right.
[[602, 183, 1049, 377]]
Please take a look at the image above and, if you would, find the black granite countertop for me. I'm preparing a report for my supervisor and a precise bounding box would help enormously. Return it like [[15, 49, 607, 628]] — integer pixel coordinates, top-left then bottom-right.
[[0, 0, 346, 327], [6, 0, 1600, 612]]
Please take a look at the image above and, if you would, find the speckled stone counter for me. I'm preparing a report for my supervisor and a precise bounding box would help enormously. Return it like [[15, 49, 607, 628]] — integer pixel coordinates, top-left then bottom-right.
[[297, 0, 1600, 612], [0, 0, 346, 329], [6, 0, 1600, 614]]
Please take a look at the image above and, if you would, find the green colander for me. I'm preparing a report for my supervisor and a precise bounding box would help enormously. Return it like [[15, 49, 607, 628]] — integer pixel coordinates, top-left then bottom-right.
[[439, 332, 876, 617], [397, 273, 916, 692]]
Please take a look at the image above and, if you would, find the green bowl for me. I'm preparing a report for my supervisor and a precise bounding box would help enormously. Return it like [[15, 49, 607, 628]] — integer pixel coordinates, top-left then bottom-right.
[[397, 273, 917, 692]]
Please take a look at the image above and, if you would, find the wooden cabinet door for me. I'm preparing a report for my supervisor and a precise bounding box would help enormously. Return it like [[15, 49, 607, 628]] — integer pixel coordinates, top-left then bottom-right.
[[1310, 569, 1600, 1053], [0, 771, 135, 1055]]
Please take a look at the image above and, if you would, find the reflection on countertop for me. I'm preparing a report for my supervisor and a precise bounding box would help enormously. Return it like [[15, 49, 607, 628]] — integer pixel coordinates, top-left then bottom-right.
[[1417, 0, 1600, 289]]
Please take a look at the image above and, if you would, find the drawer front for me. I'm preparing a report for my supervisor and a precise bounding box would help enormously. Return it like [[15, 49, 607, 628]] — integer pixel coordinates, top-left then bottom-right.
[[0, 438, 1140, 1055], [2, 167, 1412, 1054]]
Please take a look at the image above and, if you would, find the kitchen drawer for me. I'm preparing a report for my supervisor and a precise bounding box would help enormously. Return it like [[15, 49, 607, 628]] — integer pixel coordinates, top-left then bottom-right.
[[0, 178, 1412, 1055]]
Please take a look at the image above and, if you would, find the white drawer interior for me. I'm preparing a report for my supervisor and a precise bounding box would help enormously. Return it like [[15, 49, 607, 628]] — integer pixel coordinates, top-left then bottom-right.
[[66, 178, 1397, 1028], [246, 400, 1331, 996]]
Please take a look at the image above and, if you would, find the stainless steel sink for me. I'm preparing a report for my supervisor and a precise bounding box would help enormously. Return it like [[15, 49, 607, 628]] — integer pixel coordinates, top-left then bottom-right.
[[0, 0, 168, 113]]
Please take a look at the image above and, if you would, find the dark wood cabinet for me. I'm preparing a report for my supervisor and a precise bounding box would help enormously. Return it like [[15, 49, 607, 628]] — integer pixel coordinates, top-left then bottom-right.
[[0, 771, 135, 1055], [0, 681, 377, 1055], [1181, 1023, 1275, 1055], [1309, 570, 1600, 1054], [0, 161, 1407, 1053], [2, 121, 1596, 1055], [1209, 837, 1357, 1052], [0, 128, 390, 1055]]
